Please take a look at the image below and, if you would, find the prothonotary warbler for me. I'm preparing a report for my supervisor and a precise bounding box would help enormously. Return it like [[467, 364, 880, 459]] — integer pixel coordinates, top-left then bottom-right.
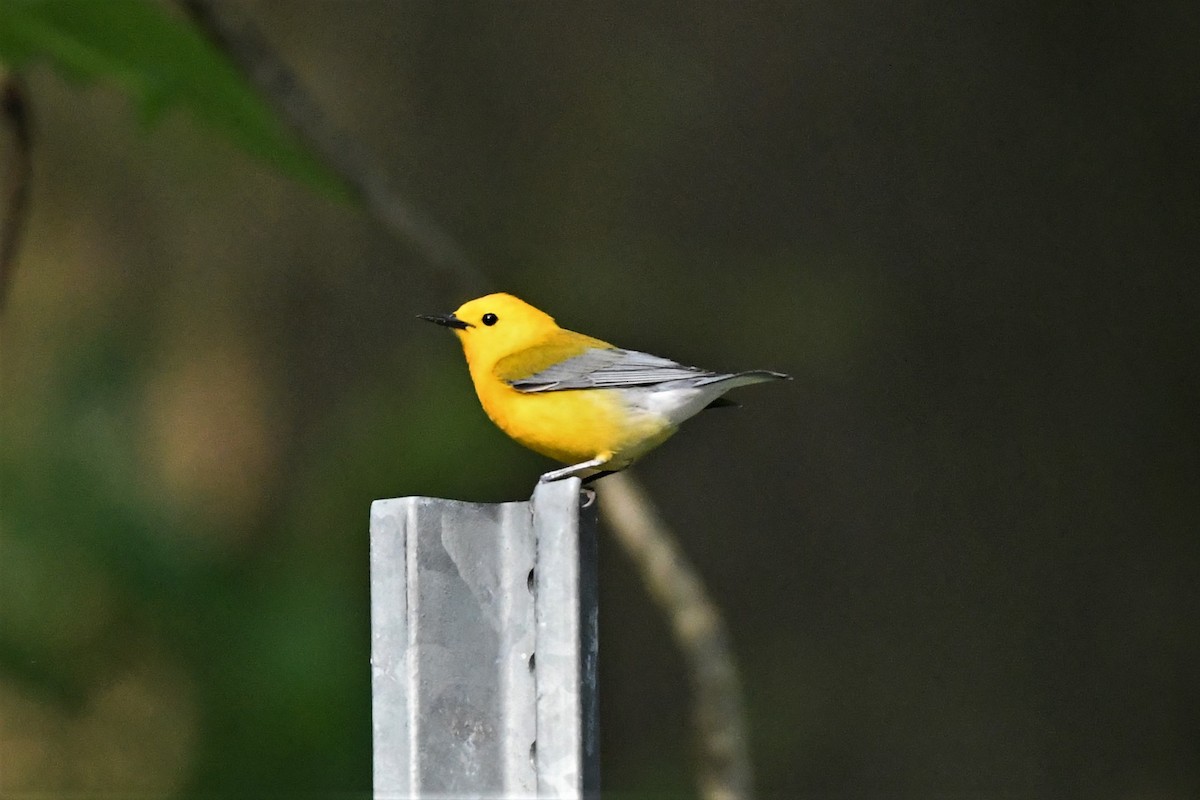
[[420, 293, 790, 483]]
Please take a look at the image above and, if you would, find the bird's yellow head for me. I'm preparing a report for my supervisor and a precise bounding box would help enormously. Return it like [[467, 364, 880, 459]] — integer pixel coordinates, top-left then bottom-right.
[[420, 293, 560, 369]]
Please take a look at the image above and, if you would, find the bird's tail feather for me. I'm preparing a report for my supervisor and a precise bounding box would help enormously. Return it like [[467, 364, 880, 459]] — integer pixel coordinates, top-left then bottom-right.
[[700, 369, 790, 390]]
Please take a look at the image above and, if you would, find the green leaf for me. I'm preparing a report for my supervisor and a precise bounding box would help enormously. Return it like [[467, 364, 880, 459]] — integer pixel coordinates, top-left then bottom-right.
[[0, 0, 349, 199]]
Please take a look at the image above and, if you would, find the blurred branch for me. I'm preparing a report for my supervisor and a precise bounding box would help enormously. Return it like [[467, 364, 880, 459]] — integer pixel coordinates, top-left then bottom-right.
[[599, 473, 753, 800], [0, 70, 31, 311], [177, 0, 487, 295]]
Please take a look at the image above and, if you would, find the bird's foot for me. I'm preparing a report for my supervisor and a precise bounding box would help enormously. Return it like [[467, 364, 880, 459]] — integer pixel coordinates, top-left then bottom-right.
[[539, 454, 612, 483]]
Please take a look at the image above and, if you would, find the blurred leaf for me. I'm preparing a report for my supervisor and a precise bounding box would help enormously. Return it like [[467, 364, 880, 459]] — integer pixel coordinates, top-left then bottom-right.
[[0, 0, 348, 199]]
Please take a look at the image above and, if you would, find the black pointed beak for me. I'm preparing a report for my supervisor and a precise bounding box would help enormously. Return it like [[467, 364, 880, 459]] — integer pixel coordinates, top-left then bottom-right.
[[418, 313, 472, 330]]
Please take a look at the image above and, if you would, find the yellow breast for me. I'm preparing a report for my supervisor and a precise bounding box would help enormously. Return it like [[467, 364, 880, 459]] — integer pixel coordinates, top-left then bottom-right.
[[470, 374, 674, 468]]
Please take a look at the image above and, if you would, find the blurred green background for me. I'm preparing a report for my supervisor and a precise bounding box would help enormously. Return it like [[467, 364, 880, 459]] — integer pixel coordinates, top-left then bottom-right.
[[1, 1, 1197, 797]]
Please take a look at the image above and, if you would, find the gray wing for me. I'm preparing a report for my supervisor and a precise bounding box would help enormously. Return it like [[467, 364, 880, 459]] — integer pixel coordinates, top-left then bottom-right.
[[507, 348, 722, 392]]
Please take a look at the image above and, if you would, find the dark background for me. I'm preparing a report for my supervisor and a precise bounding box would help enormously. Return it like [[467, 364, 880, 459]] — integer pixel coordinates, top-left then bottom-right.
[[2, 1, 1197, 797]]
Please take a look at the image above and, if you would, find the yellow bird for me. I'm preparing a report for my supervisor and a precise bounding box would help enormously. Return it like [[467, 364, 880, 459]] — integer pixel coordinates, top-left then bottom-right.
[[420, 293, 789, 483]]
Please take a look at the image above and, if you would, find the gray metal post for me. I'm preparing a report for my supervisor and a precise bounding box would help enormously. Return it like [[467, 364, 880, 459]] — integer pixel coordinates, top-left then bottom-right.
[[370, 478, 598, 799]]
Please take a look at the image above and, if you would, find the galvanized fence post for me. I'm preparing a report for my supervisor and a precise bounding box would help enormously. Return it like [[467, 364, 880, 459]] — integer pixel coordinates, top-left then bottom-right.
[[369, 478, 598, 799]]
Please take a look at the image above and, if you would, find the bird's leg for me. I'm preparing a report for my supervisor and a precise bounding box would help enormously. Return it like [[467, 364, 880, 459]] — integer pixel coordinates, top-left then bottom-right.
[[539, 453, 612, 483]]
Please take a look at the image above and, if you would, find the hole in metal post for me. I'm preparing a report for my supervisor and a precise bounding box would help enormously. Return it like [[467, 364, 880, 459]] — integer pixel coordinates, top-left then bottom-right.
[[530, 741, 537, 766], [527, 567, 535, 593], [528, 653, 535, 672]]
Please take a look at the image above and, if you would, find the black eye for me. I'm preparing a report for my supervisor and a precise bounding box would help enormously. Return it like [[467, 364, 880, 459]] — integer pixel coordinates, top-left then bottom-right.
[[482, 313, 498, 326]]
